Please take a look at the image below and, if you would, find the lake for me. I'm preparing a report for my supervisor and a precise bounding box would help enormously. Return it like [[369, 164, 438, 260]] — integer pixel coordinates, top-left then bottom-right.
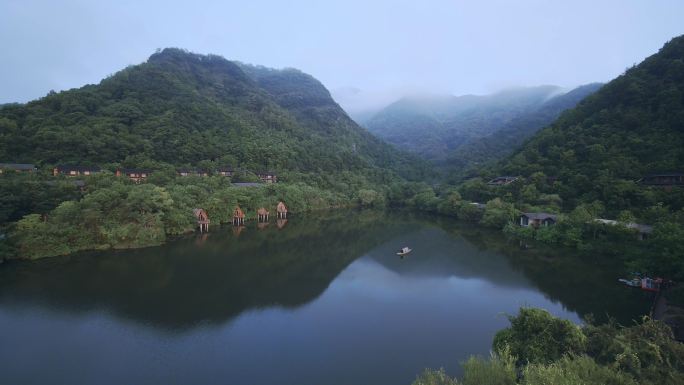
[[0, 210, 651, 385]]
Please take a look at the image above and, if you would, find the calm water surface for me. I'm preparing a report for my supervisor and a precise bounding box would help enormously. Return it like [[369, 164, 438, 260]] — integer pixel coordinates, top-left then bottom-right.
[[0, 210, 651, 385]]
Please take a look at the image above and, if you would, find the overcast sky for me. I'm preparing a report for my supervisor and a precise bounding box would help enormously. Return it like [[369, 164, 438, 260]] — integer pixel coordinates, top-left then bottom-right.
[[1, 0, 683, 110]]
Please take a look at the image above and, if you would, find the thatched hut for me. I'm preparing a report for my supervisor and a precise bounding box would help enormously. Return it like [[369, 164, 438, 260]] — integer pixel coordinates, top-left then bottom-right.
[[233, 206, 245, 226], [276, 201, 288, 219], [257, 207, 269, 222], [193, 208, 210, 232]]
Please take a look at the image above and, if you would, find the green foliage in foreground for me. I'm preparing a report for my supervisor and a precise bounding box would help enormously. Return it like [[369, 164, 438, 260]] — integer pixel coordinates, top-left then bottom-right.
[[413, 308, 684, 385], [493, 308, 586, 365]]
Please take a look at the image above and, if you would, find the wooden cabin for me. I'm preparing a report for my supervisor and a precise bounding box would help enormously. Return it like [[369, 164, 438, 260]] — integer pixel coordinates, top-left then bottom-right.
[[519, 213, 557, 228], [193, 208, 210, 232], [257, 207, 269, 222], [177, 168, 195, 177], [177, 169, 210, 177], [233, 206, 245, 226], [53, 165, 101, 176], [217, 167, 235, 178], [116, 168, 151, 182], [257, 172, 277, 184], [639, 173, 684, 187], [276, 201, 288, 219], [0, 163, 36, 174], [487, 176, 518, 186]]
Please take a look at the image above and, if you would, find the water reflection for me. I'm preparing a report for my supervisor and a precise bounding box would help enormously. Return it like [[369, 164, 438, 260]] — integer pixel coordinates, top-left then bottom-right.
[[0, 211, 650, 331], [0, 211, 418, 329], [0, 210, 653, 385]]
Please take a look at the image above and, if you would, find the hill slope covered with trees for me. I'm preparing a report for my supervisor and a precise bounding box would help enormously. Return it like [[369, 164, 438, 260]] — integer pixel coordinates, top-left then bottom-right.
[[0, 48, 428, 181], [0, 48, 434, 259], [494, 34, 684, 212]]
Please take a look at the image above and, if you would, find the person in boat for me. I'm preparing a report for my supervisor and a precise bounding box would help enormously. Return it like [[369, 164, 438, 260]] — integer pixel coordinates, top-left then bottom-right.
[[397, 246, 412, 255]]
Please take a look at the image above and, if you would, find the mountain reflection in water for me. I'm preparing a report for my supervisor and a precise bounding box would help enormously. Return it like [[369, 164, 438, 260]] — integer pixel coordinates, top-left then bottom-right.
[[0, 210, 651, 385]]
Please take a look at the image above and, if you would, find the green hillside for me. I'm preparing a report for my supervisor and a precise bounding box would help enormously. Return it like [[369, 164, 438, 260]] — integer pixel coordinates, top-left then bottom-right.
[[0, 48, 427, 180], [496, 35, 684, 212]]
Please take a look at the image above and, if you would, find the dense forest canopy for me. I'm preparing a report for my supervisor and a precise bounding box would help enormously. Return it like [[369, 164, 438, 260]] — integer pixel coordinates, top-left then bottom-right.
[[0, 48, 429, 181]]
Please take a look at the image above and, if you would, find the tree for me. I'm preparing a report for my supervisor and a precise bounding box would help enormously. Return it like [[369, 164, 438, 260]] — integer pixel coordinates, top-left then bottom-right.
[[411, 369, 458, 385], [357, 189, 384, 207], [480, 198, 518, 229], [493, 307, 586, 365], [522, 355, 637, 385]]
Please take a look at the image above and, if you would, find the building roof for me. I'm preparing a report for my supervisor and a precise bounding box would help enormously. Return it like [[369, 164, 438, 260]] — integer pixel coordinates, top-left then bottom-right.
[[0, 163, 35, 170], [522, 212, 558, 221]]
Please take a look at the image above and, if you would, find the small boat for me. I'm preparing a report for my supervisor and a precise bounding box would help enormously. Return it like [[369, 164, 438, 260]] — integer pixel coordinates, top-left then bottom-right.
[[618, 278, 641, 287], [397, 247, 412, 256]]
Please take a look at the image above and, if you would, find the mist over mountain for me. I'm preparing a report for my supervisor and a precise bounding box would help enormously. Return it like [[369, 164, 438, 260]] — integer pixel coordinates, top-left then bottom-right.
[[444, 82, 603, 180], [363, 86, 566, 162], [330, 86, 414, 125]]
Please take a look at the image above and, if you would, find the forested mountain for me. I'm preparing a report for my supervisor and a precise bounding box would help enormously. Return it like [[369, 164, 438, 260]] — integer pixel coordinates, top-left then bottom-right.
[[445, 83, 603, 180], [364, 86, 565, 162], [0, 48, 428, 180], [495, 34, 684, 211]]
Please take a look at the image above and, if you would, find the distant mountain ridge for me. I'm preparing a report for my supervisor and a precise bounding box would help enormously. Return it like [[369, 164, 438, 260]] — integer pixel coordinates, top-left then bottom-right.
[[364, 85, 568, 162], [445, 83, 603, 180], [0, 48, 428, 180]]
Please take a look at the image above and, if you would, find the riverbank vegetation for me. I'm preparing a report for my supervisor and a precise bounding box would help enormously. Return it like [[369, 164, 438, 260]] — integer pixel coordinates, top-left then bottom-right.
[[386, 176, 684, 282], [413, 307, 684, 385], [3, 169, 410, 259]]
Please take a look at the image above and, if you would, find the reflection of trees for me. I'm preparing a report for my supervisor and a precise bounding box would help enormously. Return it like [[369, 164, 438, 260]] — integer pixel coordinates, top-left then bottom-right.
[[0, 210, 403, 331], [0, 209, 649, 331], [368, 210, 649, 323], [454, 222, 652, 323]]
